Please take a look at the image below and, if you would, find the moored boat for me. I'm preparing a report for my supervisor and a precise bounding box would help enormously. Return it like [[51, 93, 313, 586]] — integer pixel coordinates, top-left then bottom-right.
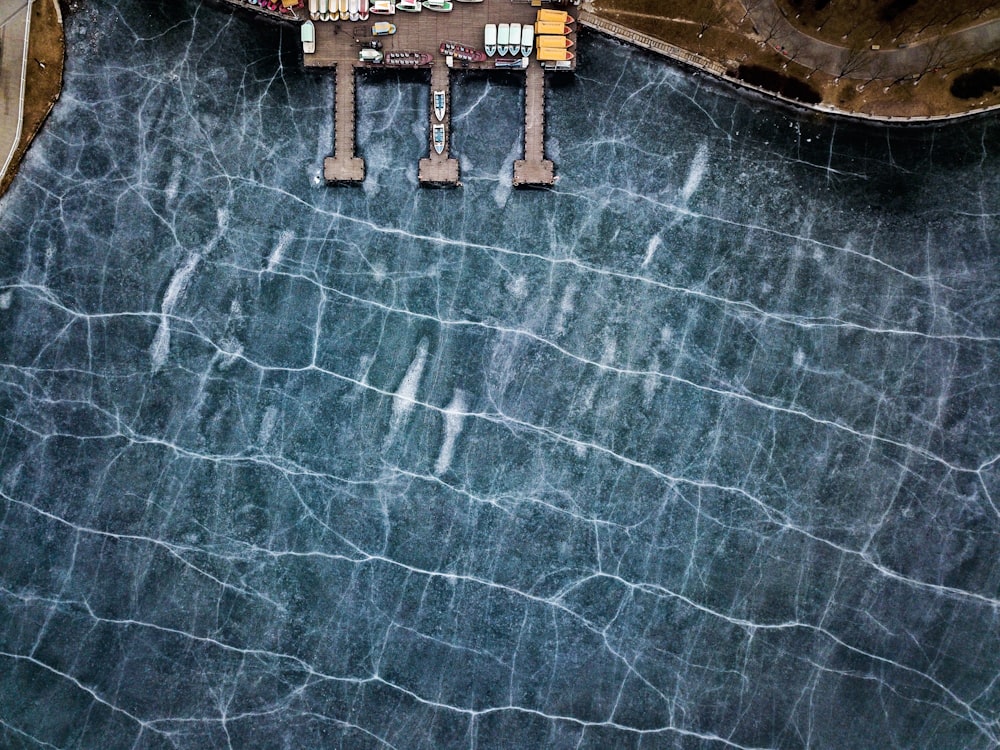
[[536, 8, 573, 25], [371, 20, 396, 34], [509, 24, 521, 58], [534, 22, 572, 36], [432, 124, 446, 154], [520, 24, 533, 57], [301, 20, 316, 53], [349, 0, 360, 21], [396, 0, 421, 10], [384, 50, 435, 65], [535, 47, 574, 61], [369, 0, 394, 13], [309, 0, 319, 20], [433, 90, 446, 121], [439, 41, 487, 62], [360, 0, 369, 18], [497, 23, 510, 56], [319, 0, 329, 21], [536, 34, 574, 49], [421, 0, 452, 10], [494, 57, 528, 69], [484, 24, 497, 57], [339, 0, 349, 20]]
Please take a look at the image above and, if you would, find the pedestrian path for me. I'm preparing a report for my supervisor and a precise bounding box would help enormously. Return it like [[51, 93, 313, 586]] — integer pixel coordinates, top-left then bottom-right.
[[0, 0, 33, 185]]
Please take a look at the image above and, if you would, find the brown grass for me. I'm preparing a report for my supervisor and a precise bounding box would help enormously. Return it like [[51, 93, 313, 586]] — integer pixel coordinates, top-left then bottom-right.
[[0, 0, 64, 198]]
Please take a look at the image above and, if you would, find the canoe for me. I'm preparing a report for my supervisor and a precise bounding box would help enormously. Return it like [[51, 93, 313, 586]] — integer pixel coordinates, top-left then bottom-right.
[[520, 24, 533, 57], [536, 8, 573, 25], [535, 47, 574, 61], [484, 24, 497, 57], [536, 35, 574, 49]]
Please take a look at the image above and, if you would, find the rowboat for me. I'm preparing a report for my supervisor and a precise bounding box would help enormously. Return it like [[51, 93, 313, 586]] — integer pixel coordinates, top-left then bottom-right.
[[339, 0, 349, 20], [309, 0, 319, 20], [433, 90, 446, 121], [319, 0, 329, 21], [535, 47, 574, 61], [534, 22, 571, 36], [520, 24, 533, 56], [301, 20, 316, 53], [432, 124, 446, 154], [510, 24, 521, 58], [421, 0, 452, 10], [360, 0, 369, 18], [484, 24, 496, 57], [536, 34, 574, 49], [384, 50, 435, 65], [396, 0, 421, 11], [439, 41, 487, 63], [349, 0, 360, 21]]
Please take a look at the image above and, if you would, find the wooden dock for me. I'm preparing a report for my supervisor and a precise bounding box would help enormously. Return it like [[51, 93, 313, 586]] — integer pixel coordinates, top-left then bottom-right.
[[418, 64, 460, 187], [303, 1, 578, 189], [323, 62, 365, 184], [513, 63, 555, 187]]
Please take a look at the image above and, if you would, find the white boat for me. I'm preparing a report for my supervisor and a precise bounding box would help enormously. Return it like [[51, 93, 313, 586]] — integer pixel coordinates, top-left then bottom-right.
[[360, 0, 369, 18], [520, 24, 533, 57], [497, 24, 509, 56], [396, 0, 421, 11], [432, 124, 446, 154], [421, 0, 452, 10], [319, 0, 329, 20], [369, 0, 394, 13], [371, 21, 396, 34], [495, 57, 528, 69], [509, 24, 521, 58], [433, 90, 446, 122], [339, 0, 349, 19], [484, 24, 496, 57], [349, 0, 360, 20], [309, 0, 319, 20], [301, 20, 316, 53]]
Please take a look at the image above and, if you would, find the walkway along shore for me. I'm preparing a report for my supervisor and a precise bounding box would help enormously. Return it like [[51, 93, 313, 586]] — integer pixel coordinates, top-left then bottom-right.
[[578, 9, 1000, 124]]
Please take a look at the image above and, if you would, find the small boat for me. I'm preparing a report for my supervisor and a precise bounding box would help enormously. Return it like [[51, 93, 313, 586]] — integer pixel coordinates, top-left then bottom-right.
[[455, 0, 482, 2], [371, 21, 396, 34], [432, 124, 446, 154], [433, 90, 446, 121], [360, 0, 369, 18], [494, 57, 528, 69], [349, 0, 360, 20], [396, 0, 421, 10], [309, 0, 319, 19], [484, 24, 497, 57], [536, 34, 574, 49], [534, 22, 572, 36], [520, 24, 533, 57], [536, 8, 573, 25], [359, 48, 384, 62], [509, 24, 521, 58], [421, 0, 452, 10], [384, 50, 435, 65], [439, 41, 487, 63], [319, 0, 329, 20], [535, 47, 574, 62], [369, 0, 394, 13], [497, 24, 509, 57], [301, 20, 316, 53], [339, 0, 349, 20]]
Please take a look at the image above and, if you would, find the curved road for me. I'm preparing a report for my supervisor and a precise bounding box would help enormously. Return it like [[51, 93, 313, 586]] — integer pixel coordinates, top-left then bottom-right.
[[0, 0, 32, 183], [743, 0, 1000, 81]]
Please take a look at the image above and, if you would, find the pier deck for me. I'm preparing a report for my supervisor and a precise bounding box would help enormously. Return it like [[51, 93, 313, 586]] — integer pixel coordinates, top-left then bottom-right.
[[303, 1, 577, 188]]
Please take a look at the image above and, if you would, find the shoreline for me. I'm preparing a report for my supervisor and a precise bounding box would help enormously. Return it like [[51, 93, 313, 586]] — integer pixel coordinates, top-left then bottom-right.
[[581, 10, 1000, 125]]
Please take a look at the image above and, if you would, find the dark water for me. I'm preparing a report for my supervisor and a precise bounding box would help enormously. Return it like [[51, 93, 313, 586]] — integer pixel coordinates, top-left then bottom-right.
[[1, 2, 998, 747]]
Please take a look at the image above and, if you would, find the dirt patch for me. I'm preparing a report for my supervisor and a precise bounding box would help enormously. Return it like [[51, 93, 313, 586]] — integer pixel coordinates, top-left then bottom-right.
[[0, 0, 65, 198]]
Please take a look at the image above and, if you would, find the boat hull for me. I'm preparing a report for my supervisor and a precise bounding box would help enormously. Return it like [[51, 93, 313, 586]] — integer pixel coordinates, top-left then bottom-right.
[[536, 35, 574, 49], [384, 50, 435, 65], [484, 24, 497, 57], [536, 9, 573, 25], [535, 47, 574, 61]]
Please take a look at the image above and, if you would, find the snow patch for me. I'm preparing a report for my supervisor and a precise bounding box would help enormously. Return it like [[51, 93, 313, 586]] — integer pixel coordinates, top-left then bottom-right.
[[150, 253, 200, 370], [642, 234, 662, 267], [680, 143, 709, 202], [267, 230, 294, 272], [434, 390, 467, 475], [0, 290, 12, 309], [391, 339, 429, 427]]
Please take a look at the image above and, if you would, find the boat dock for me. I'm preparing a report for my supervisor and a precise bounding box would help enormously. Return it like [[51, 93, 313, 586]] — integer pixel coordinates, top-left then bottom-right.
[[302, 1, 578, 189]]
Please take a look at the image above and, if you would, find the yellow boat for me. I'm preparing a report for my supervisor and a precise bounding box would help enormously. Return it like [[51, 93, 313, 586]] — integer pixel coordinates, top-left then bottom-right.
[[536, 46, 574, 61], [534, 21, 571, 36], [536, 8, 573, 25], [536, 34, 574, 49]]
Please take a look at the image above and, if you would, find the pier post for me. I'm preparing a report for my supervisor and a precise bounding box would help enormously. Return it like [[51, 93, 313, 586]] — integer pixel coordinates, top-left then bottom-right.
[[324, 62, 365, 185]]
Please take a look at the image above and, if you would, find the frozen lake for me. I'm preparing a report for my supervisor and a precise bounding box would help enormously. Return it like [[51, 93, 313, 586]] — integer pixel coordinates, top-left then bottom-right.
[[1, 2, 998, 747]]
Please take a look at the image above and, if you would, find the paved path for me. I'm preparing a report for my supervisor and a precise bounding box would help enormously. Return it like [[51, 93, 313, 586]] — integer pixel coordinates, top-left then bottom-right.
[[0, 0, 31, 182], [744, 0, 1000, 81]]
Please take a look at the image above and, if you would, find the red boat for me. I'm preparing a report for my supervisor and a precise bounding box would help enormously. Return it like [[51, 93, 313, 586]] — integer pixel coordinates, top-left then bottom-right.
[[384, 50, 435, 66], [439, 41, 488, 63]]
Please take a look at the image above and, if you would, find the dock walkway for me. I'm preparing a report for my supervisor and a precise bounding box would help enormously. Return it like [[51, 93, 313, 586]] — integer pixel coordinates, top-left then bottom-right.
[[513, 63, 554, 187], [324, 62, 365, 183], [418, 63, 460, 186]]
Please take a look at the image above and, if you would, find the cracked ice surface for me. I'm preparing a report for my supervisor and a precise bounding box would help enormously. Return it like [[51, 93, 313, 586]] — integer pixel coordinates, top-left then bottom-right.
[[1, 2, 999, 748]]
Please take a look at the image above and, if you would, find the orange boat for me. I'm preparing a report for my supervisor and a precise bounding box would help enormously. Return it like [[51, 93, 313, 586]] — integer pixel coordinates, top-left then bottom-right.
[[536, 47, 574, 62], [534, 21, 572, 36], [536, 34, 574, 49], [536, 8, 573, 25]]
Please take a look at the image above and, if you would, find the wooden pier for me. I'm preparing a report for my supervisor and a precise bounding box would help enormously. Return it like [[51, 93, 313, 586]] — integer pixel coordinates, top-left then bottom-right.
[[418, 64, 460, 187], [513, 63, 555, 187], [323, 62, 365, 184], [303, 1, 577, 189]]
